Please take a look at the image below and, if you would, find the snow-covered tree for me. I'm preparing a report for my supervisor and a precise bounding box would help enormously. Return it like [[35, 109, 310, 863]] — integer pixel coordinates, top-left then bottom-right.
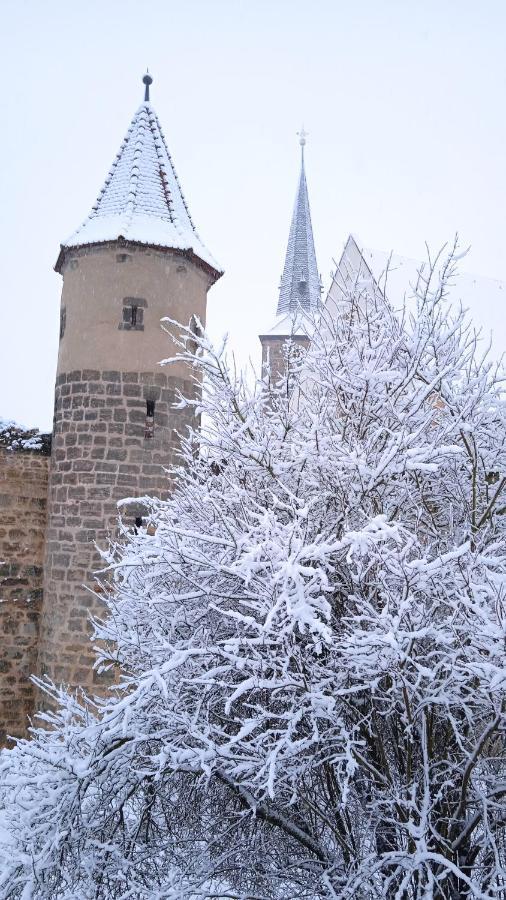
[[2, 245, 506, 899]]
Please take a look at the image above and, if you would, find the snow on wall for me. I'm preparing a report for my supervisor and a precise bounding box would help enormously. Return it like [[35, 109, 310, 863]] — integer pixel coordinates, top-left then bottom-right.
[[0, 420, 51, 454]]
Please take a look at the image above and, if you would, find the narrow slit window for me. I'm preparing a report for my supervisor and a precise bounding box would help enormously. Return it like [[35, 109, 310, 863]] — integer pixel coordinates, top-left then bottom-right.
[[188, 314, 201, 355], [131, 305, 138, 327], [145, 400, 155, 439]]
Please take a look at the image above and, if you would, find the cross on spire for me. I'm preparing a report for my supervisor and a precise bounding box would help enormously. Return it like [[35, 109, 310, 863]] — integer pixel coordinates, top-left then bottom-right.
[[297, 126, 308, 147]]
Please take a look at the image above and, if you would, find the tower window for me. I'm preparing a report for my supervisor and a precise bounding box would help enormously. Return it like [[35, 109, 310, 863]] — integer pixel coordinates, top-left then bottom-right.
[[60, 306, 66, 340], [145, 399, 155, 438], [188, 315, 201, 355], [116, 253, 132, 263], [119, 297, 147, 331]]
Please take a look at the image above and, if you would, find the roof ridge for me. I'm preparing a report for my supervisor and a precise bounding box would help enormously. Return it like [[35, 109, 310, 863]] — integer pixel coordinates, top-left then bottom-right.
[[151, 107, 194, 230]]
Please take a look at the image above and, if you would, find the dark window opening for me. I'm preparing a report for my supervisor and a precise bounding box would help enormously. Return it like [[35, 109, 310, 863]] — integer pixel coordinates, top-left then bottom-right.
[[134, 516, 143, 530], [188, 314, 201, 355], [119, 297, 146, 331], [60, 306, 66, 340], [122, 304, 142, 327], [116, 253, 132, 263], [145, 399, 155, 438]]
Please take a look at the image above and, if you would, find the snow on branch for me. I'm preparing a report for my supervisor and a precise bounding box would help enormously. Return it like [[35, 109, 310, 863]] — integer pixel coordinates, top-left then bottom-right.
[[2, 243, 506, 898]]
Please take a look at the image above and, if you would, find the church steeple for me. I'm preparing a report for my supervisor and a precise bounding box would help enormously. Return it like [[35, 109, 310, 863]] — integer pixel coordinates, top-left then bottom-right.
[[276, 130, 321, 316], [259, 132, 321, 378]]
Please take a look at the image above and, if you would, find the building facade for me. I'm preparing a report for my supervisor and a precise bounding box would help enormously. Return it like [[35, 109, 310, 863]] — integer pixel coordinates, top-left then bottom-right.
[[0, 75, 222, 742]]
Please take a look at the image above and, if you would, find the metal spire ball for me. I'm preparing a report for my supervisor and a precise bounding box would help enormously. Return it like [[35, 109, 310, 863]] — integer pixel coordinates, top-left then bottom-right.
[[143, 71, 153, 102], [297, 126, 308, 147]]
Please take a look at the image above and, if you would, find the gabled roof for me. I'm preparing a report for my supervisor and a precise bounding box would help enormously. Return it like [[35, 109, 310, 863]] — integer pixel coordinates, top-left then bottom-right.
[[326, 234, 506, 355], [276, 136, 322, 317], [56, 83, 222, 279]]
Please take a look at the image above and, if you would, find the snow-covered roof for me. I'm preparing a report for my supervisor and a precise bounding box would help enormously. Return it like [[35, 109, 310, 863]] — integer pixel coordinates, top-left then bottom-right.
[[259, 311, 313, 339], [56, 93, 222, 279], [276, 138, 322, 317], [327, 235, 506, 355]]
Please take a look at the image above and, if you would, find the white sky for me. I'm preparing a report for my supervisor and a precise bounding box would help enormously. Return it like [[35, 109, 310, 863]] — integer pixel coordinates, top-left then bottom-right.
[[1, 0, 506, 430]]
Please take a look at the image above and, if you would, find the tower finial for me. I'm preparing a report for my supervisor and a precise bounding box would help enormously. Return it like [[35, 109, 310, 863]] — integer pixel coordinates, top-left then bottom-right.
[[297, 126, 308, 162], [142, 70, 153, 102]]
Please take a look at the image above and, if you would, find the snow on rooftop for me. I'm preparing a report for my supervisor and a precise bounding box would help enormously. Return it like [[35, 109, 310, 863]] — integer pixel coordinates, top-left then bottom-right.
[[277, 147, 322, 317], [259, 310, 314, 338], [328, 235, 506, 356], [60, 102, 222, 277]]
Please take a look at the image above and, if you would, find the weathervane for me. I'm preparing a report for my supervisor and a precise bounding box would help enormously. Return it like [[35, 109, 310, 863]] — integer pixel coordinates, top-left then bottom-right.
[[297, 126, 308, 147], [297, 126, 308, 160], [143, 70, 153, 102]]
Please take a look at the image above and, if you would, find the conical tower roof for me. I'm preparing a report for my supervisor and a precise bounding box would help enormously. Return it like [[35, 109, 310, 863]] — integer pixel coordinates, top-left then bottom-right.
[[56, 75, 222, 280], [276, 130, 321, 316]]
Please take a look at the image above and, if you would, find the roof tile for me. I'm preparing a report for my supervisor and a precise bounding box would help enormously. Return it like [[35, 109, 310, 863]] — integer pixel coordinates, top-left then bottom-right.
[[59, 102, 222, 277]]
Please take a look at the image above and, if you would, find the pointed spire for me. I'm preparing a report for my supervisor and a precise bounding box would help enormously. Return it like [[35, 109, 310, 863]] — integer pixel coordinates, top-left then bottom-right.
[[56, 76, 222, 279], [276, 132, 321, 316]]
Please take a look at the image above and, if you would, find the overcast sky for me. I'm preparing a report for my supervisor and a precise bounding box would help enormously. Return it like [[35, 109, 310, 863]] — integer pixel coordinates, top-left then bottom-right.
[[1, 0, 506, 430]]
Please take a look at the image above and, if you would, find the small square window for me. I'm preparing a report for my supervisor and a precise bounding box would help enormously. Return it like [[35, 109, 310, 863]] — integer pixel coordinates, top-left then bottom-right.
[[119, 298, 146, 331]]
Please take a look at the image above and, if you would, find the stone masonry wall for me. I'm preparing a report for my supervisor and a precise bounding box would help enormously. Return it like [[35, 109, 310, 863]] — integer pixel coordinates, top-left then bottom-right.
[[0, 446, 49, 743], [37, 368, 196, 697]]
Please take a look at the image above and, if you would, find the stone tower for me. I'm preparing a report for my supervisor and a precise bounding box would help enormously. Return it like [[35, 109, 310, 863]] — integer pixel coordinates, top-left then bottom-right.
[[37, 74, 222, 694], [259, 130, 321, 376]]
